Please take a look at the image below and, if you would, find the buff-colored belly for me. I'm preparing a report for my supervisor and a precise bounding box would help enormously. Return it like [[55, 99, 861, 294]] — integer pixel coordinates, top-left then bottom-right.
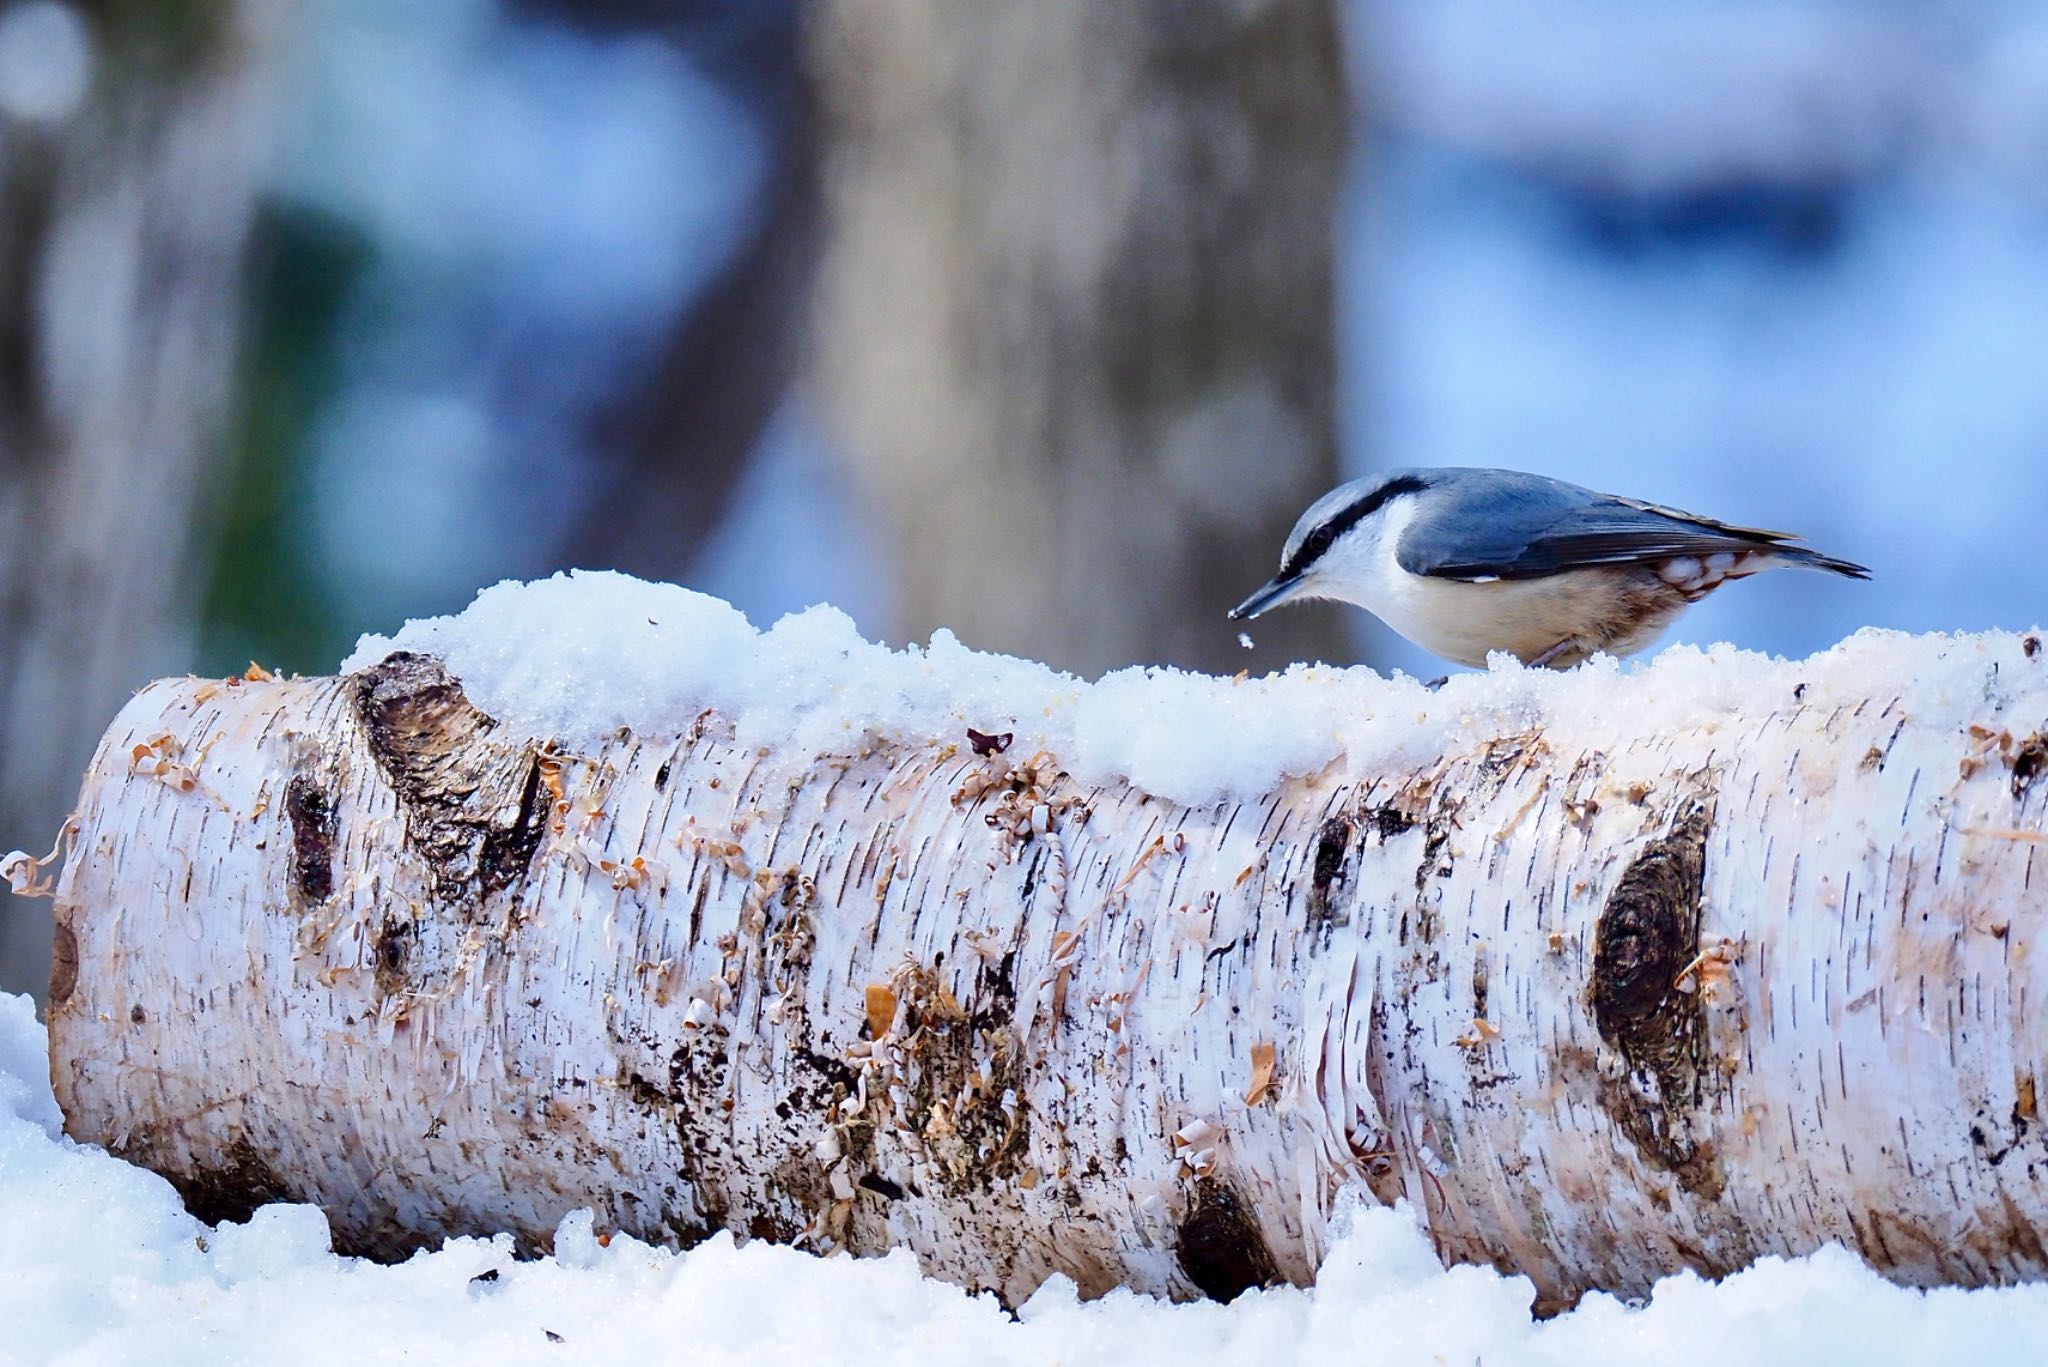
[[1371, 567, 1691, 668]]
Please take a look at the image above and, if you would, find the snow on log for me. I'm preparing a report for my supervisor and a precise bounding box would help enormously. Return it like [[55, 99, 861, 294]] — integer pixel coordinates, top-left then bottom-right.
[[25, 575, 2048, 1310]]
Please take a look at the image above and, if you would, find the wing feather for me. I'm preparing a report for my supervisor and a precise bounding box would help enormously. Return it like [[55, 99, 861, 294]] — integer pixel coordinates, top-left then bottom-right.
[[1394, 475, 1820, 582]]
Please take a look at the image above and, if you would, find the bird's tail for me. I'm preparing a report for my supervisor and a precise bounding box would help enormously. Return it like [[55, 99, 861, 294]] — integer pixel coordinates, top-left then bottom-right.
[[1774, 544, 1871, 580]]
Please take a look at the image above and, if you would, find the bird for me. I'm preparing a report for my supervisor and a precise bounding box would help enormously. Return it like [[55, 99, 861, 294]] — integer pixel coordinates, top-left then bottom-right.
[[1229, 467, 1869, 669]]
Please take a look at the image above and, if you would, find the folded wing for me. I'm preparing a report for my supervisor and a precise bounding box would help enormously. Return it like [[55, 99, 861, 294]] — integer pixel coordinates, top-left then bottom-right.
[[1394, 472, 1868, 582]]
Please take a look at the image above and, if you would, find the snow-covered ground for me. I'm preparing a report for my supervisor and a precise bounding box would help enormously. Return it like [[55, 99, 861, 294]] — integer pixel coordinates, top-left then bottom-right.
[[8, 992, 2048, 1365]]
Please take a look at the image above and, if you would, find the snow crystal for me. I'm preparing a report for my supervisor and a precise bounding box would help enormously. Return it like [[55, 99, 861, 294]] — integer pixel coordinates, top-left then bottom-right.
[[8, 993, 2048, 1363], [344, 571, 2047, 808]]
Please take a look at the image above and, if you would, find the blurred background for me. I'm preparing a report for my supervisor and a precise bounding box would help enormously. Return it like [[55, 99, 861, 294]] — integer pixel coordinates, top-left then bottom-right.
[[4, 0, 2046, 996]]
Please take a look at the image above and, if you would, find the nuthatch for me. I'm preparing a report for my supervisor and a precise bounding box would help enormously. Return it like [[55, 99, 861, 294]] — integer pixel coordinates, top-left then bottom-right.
[[1230, 467, 1869, 669]]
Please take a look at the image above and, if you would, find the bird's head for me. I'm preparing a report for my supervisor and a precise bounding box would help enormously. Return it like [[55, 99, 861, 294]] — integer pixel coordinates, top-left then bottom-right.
[[1229, 472, 1431, 621]]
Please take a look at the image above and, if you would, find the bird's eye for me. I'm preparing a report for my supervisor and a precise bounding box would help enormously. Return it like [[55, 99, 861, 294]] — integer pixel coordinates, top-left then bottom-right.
[[1285, 522, 1341, 577]]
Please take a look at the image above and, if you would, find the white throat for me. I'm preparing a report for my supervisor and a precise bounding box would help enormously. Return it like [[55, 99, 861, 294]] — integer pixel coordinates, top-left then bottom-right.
[[1302, 497, 1421, 613]]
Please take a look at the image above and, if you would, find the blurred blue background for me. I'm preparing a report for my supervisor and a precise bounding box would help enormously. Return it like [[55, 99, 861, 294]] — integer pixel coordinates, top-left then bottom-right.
[[2, 0, 2045, 990], [1350, 1, 2048, 675]]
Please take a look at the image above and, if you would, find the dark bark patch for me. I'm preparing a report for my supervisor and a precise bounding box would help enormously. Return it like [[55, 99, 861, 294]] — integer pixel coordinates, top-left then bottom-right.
[[1416, 803, 1457, 895], [748, 1212, 796, 1243], [284, 774, 337, 903], [49, 917, 77, 1009], [970, 951, 1020, 1034], [374, 917, 414, 996], [1590, 800, 1722, 1197], [351, 652, 549, 910], [2013, 734, 2047, 802], [1363, 805, 1416, 841], [161, 1137, 297, 1228], [353, 652, 493, 807], [620, 1046, 727, 1244], [1307, 816, 1353, 931], [1175, 1178, 1279, 1303], [1970, 1121, 2009, 1167], [858, 1173, 904, 1200], [1410, 797, 1461, 943], [353, 653, 498, 896], [668, 1036, 731, 1100], [885, 962, 1028, 1194], [478, 754, 549, 899]]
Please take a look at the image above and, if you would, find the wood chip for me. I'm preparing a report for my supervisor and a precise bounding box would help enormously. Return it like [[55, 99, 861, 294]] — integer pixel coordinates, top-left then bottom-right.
[[1244, 1039, 1277, 1106], [864, 983, 897, 1039]]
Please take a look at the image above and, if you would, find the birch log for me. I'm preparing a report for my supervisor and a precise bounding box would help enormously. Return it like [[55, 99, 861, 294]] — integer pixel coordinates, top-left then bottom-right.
[[33, 639, 2048, 1310]]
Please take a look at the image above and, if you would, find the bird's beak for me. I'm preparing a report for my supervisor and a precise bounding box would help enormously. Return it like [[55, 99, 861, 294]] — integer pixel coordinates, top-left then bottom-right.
[[1228, 573, 1306, 621]]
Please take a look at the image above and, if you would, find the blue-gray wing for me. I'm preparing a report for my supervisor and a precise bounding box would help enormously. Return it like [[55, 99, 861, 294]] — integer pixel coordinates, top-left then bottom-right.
[[1392, 470, 1832, 581]]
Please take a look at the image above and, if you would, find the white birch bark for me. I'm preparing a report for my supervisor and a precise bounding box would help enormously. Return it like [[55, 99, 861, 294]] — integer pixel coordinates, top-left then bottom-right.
[[29, 641, 2048, 1309]]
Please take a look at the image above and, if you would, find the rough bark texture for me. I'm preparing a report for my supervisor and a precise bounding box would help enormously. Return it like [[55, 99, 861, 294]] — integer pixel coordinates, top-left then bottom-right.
[[805, 0, 1351, 677], [38, 641, 2048, 1311], [0, 2, 283, 996]]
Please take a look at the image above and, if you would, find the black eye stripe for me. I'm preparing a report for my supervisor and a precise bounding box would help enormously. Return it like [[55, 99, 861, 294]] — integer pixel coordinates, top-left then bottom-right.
[[1282, 475, 1428, 579]]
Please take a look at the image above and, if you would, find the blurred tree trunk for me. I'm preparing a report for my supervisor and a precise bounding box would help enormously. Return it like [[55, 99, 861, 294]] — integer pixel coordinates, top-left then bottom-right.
[[806, 0, 1351, 677], [549, 1, 819, 583], [0, 4, 280, 996]]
